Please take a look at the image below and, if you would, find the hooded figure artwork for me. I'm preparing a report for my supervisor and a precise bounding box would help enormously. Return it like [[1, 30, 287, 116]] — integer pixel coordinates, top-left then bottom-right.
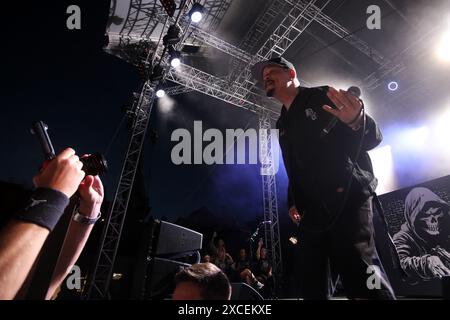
[[393, 187, 450, 282]]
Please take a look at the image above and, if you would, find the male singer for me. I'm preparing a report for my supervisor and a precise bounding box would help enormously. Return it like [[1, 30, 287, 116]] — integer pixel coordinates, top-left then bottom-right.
[[251, 57, 395, 299]]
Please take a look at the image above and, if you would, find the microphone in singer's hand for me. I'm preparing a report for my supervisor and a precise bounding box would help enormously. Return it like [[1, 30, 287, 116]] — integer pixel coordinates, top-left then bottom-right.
[[347, 86, 361, 99], [321, 86, 361, 137]]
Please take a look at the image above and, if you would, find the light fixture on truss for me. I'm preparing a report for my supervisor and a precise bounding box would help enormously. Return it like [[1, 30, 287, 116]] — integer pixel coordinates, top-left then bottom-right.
[[189, 3, 204, 23], [168, 46, 182, 68], [163, 25, 181, 46]]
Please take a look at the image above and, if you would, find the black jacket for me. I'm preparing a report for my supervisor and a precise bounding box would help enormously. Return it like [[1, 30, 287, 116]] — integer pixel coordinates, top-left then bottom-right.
[[276, 86, 382, 225]]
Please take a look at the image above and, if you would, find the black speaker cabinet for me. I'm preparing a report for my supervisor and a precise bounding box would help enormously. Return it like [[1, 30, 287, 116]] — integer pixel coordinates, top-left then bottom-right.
[[131, 220, 203, 299]]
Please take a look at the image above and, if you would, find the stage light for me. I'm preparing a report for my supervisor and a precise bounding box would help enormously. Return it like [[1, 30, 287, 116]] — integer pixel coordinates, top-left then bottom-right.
[[170, 57, 181, 68], [433, 108, 450, 152], [189, 3, 204, 23], [169, 50, 182, 68], [388, 81, 398, 91], [396, 126, 429, 151], [409, 126, 430, 147], [437, 18, 450, 62], [288, 237, 298, 245], [156, 89, 166, 98], [368, 145, 396, 194], [163, 25, 181, 46], [437, 32, 450, 62]]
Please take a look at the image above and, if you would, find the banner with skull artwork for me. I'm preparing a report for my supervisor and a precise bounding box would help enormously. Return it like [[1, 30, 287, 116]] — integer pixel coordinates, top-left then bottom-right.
[[374, 175, 450, 297]]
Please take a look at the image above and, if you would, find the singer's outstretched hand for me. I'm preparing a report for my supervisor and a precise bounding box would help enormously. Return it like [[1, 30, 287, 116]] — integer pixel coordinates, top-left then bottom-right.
[[323, 87, 362, 125]]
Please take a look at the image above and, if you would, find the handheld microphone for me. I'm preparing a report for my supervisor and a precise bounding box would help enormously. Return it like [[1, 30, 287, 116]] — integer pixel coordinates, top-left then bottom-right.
[[347, 86, 361, 98], [321, 86, 361, 137]]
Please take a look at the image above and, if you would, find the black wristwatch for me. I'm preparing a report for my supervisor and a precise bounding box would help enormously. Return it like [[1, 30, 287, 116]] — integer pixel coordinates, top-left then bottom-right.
[[72, 210, 101, 225]]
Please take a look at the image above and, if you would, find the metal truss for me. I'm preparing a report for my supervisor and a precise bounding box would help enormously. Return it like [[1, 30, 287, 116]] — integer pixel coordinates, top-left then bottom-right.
[[231, 0, 331, 99], [283, 0, 405, 90], [105, 0, 232, 63], [286, 0, 387, 66], [361, 60, 406, 90], [157, 24, 254, 96], [189, 26, 253, 63], [201, 0, 233, 32], [239, 0, 289, 54], [104, 0, 161, 66], [115, 0, 230, 38], [119, 0, 162, 38], [359, 25, 439, 90], [164, 84, 196, 96], [228, 0, 289, 80], [161, 0, 400, 92], [109, 0, 401, 92], [83, 82, 156, 299], [259, 109, 283, 294], [166, 63, 281, 119], [105, 34, 157, 67], [154, 1, 324, 96]]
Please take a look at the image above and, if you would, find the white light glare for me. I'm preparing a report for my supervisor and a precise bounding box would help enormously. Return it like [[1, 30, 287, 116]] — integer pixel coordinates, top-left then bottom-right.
[[191, 11, 202, 23], [157, 95, 175, 114], [409, 126, 430, 146], [388, 81, 398, 91], [156, 89, 166, 98], [437, 18, 450, 62], [433, 109, 450, 151], [368, 145, 395, 194], [437, 33, 450, 62], [170, 57, 181, 68]]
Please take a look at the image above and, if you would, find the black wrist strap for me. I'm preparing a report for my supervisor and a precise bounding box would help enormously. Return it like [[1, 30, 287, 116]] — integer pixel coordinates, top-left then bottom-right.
[[15, 187, 69, 232]]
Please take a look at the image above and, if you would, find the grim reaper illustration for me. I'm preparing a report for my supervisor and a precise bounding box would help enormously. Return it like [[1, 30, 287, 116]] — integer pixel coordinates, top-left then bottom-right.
[[393, 187, 450, 282]]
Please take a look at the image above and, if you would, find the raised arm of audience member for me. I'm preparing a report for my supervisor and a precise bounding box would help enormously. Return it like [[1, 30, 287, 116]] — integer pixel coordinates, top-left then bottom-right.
[[45, 174, 104, 299], [0, 148, 85, 299], [255, 238, 264, 261], [225, 252, 234, 265], [208, 231, 219, 256]]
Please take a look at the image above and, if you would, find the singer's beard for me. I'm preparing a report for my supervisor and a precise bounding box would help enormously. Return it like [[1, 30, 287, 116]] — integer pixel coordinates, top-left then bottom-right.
[[266, 88, 275, 97]]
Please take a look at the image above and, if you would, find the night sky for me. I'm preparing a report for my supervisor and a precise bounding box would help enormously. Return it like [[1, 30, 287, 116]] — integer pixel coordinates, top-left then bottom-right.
[[1, 0, 136, 190]]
